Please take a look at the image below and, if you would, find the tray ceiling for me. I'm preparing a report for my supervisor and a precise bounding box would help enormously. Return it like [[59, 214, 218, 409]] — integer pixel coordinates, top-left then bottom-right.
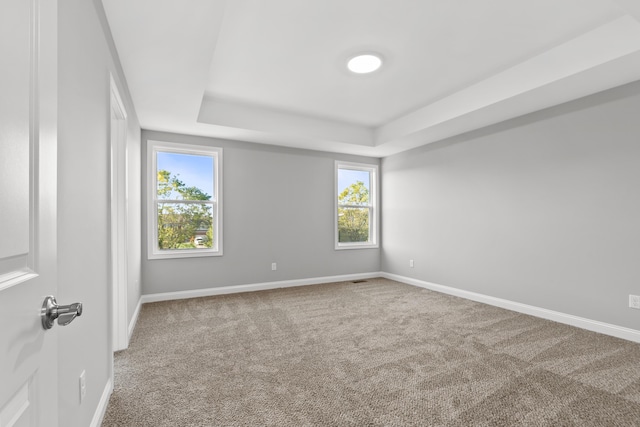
[[103, 0, 640, 157]]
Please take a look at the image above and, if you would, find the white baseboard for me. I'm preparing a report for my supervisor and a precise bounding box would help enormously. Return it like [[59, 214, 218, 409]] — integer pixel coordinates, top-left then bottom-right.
[[382, 272, 640, 344], [141, 272, 383, 304], [128, 298, 142, 341], [90, 378, 113, 427]]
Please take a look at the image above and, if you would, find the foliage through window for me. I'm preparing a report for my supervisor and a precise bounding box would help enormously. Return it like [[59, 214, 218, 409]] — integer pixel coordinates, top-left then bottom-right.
[[335, 162, 378, 249], [148, 141, 222, 259]]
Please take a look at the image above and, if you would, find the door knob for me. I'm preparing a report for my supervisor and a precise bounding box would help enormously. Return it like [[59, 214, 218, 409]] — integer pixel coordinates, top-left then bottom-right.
[[41, 296, 83, 330]]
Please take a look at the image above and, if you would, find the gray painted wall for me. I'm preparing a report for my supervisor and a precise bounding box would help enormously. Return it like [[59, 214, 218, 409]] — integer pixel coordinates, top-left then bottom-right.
[[142, 131, 380, 295], [58, 1, 141, 425], [381, 81, 640, 331]]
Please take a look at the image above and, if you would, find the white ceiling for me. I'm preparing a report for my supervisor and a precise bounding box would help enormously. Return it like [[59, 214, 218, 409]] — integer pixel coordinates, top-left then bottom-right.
[[103, 0, 640, 157]]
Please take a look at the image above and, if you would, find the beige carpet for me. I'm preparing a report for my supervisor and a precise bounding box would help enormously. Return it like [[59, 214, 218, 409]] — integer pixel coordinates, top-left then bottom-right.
[[102, 278, 640, 426]]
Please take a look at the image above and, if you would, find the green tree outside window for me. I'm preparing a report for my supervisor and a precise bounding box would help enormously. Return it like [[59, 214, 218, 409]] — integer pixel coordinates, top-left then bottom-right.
[[338, 180, 370, 243], [157, 169, 213, 250]]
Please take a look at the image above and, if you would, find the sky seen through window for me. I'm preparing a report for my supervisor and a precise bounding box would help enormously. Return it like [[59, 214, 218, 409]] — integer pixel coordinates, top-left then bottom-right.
[[157, 152, 214, 197]]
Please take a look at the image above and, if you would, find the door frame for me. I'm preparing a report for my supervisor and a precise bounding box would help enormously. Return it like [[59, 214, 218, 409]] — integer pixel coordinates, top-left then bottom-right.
[[109, 74, 129, 352]]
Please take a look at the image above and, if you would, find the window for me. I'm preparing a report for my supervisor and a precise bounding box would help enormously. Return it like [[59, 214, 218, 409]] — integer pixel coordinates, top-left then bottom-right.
[[335, 161, 378, 249], [147, 140, 222, 259]]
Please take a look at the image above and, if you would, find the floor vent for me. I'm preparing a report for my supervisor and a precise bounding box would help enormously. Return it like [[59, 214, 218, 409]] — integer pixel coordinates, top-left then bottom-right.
[[352, 280, 368, 283]]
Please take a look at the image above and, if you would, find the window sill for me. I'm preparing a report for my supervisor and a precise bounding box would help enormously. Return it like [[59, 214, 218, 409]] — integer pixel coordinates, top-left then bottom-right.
[[335, 243, 379, 251], [148, 249, 223, 260]]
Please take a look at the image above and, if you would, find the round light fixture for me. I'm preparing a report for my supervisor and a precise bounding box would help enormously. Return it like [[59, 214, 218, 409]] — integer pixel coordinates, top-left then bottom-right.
[[347, 54, 382, 74]]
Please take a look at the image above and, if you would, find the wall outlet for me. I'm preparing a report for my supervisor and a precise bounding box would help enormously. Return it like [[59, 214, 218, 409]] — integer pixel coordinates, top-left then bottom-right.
[[629, 295, 640, 309], [409, 259, 414, 268], [79, 370, 86, 403], [271, 262, 277, 271]]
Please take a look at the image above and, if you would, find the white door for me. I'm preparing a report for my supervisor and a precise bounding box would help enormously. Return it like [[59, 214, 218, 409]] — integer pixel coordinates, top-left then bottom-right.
[[0, 0, 59, 426]]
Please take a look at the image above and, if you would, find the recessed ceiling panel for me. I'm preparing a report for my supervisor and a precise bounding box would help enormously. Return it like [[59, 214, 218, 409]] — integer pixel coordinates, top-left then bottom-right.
[[205, 0, 624, 127]]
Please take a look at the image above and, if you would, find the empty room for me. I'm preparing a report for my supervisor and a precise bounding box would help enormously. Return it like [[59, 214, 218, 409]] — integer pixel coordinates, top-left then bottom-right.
[[2, 0, 640, 426]]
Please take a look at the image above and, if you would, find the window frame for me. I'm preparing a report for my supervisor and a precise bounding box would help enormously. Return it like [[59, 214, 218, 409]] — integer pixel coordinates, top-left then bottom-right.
[[335, 161, 379, 250], [147, 140, 223, 259]]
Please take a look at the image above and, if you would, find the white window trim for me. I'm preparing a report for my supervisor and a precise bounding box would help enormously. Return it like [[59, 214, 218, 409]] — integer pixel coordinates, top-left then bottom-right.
[[147, 140, 223, 259], [335, 161, 379, 250]]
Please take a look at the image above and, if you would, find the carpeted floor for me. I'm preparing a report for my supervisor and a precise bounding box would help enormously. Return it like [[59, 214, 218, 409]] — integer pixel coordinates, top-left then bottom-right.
[[102, 278, 640, 426]]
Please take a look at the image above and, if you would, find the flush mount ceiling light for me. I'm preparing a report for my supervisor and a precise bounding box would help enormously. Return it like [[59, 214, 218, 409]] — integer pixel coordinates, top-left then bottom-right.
[[347, 54, 382, 74]]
